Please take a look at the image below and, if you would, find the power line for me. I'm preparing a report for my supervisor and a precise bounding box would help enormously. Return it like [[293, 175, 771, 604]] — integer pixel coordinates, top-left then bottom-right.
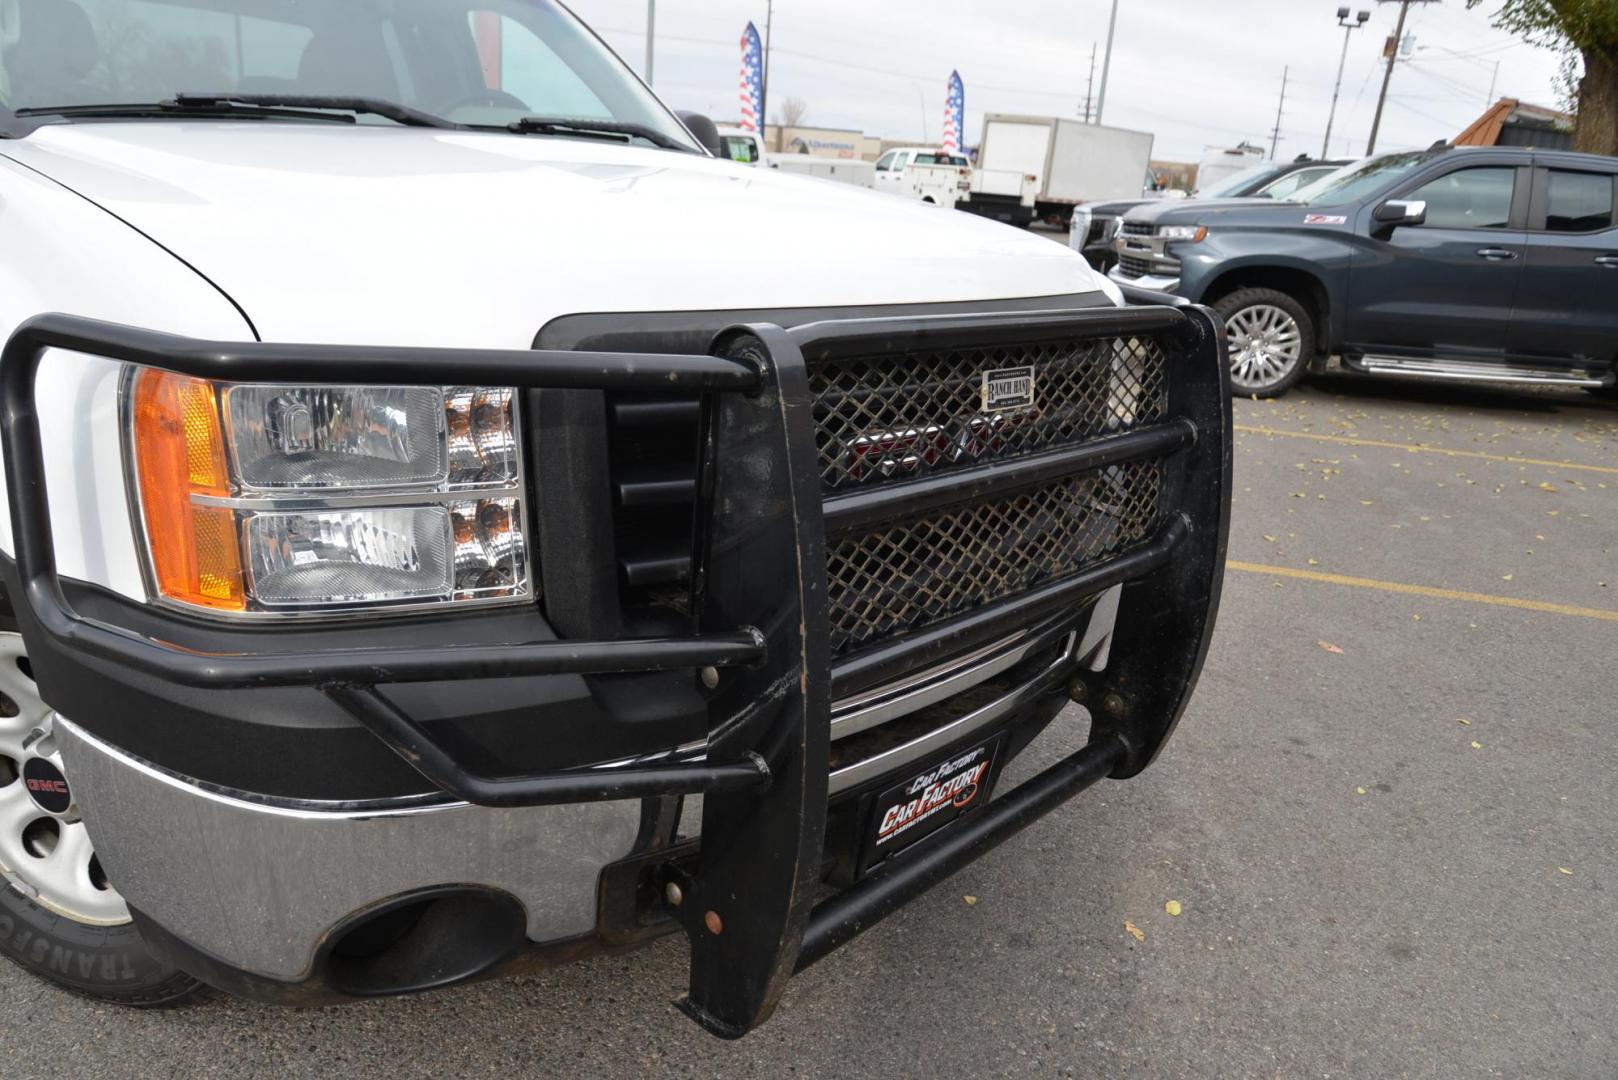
[[1385, 96, 1468, 128]]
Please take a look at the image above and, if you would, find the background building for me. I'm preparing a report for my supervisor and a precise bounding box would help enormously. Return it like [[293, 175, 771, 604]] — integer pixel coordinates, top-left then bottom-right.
[[1454, 99, 1574, 150]]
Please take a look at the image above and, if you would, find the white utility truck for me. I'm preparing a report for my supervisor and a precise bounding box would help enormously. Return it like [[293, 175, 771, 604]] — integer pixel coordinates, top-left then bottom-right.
[[715, 126, 875, 189], [963, 115, 1156, 228], [873, 146, 972, 207], [1193, 143, 1267, 195], [0, 0, 1228, 1040], [771, 154, 877, 189]]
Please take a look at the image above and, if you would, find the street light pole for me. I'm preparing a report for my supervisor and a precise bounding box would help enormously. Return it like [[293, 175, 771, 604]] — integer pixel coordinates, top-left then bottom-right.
[[1323, 9, 1370, 160], [1095, 0, 1119, 125], [644, 0, 655, 86]]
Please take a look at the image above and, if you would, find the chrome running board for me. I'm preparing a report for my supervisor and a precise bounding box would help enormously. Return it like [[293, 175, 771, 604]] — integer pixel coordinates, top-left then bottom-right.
[[1357, 355, 1612, 388]]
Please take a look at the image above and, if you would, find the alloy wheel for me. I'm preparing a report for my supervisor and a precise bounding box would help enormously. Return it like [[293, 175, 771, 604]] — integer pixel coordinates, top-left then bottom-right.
[[1226, 303, 1304, 393]]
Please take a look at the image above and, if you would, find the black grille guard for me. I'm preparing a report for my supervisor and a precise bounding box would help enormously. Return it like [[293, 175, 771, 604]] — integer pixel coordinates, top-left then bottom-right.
[[0, 303, 1231, 1037]]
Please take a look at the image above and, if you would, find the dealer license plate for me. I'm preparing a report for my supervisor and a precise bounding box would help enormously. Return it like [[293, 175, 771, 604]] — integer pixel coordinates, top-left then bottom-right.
[[860, 735, 1003, 873]]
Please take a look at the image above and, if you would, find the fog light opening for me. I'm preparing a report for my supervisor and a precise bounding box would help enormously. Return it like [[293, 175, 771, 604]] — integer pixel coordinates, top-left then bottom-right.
[[323, 889, 526, 998]]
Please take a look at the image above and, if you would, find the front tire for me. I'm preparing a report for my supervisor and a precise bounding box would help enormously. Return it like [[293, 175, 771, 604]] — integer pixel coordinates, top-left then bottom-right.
[[0, 632, 201, 1006], [1214, 288, 1315, 399]]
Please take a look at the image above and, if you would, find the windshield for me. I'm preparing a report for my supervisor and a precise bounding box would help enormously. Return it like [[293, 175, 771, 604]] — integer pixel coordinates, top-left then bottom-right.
[[0, 0, 699, 149], [1290, 151, 1439, 207], [1198, 163, 1281, 199]]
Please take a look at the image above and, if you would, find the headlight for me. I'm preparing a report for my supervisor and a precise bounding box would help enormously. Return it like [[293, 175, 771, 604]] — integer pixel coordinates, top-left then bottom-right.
[[1156, 225, 1208, 243], [1069, 206, 1092, 252], [127, 370, 529, 615]]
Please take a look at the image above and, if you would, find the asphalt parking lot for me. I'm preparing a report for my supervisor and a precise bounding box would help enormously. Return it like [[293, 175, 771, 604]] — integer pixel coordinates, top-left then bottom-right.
[[4, 376, 1615, 1079]]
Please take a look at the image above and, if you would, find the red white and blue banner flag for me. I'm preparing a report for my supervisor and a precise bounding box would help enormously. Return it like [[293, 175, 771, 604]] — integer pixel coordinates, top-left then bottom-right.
[[739, 22, 765, 132], [942, 70, 965, 155]]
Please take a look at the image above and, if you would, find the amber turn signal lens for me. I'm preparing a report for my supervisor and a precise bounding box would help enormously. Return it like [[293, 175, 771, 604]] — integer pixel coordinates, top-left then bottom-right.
[[130, 370, 245, 611]]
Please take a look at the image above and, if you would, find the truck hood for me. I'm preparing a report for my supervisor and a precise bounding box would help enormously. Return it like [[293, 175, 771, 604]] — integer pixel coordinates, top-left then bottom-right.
[[3, 122, 1105, 347], [1120, 197, 1293, 226]]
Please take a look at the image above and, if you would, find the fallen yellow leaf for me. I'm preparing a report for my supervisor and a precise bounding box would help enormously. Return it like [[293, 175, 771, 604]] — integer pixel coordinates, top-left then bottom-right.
[[1539, 482, 1559, 493], [1502, 574, 1514, 582], [1318, 640, 1345, 654], [1124, 920, 1145, 943], [1558, 867, 1574, 876], [1263, 534, 1278, 543], [1165, 900, 1183, 917], [1471, 741, 1484, 750], [1457, 718, 1472, 726], [1355, 787, 1368, 796], [963, 895, 978, 906]]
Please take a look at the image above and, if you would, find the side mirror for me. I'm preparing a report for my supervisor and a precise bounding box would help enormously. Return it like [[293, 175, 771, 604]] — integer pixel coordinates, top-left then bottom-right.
[[1373, 199, 1427, 228], [676, 111, 723, 156]]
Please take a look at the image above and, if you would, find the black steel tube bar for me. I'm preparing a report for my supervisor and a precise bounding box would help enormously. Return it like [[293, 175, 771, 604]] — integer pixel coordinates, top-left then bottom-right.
[[0, 315, 767, 689], [326, 685, 772, 807], [831, 516, 1188, 699], [788, 305, 1189, 361], [822, 420, 1196, 536]]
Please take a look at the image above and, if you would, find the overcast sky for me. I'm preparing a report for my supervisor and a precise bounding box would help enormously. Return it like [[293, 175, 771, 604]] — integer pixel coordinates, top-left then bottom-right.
[[568, 0, 1565, 163]]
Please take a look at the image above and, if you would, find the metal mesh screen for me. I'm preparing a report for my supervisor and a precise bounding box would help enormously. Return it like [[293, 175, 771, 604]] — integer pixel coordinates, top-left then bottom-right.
[[809, 335, 1170, 491], [825, 461, 1164, 656]]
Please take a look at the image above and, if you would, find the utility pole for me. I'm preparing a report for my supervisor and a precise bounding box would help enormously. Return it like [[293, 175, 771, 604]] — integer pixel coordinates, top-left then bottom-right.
[[643, 0, 655, 86], [1323, 9, 1370, 160], [1082, 44, 1098, 123], [762, 0, 775, 132], [1269, 67, 1289, 160], [1367, 0, 1436, 155], [1096, 0, 1119, 125]]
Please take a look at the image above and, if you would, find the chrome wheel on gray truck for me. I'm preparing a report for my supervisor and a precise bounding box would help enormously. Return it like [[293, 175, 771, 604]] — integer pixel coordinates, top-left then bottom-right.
[[0, 632, 200, 1005], [1215, 288, 1314, 398]]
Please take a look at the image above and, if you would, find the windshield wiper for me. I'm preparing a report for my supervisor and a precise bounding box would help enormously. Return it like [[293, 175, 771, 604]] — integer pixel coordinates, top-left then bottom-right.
[[506, 116, 691, 152], [14, 94, 455, 128], [13, 101, 355, 123], [172, 93, 456, 129]]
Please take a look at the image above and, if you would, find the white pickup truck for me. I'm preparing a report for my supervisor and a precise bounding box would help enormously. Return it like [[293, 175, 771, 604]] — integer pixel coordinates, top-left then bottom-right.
[[0, 0, 1229, 1037], [874, 146, 973, 208]]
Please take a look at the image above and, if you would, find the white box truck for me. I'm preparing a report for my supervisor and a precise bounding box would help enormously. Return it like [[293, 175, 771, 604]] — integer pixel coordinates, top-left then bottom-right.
[[963, 115, 1155, 228]]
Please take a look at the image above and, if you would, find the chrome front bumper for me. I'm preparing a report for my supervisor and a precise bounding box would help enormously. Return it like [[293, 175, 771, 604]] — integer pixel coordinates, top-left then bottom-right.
[[54, 718, 643, 983], [1108, 265, 1182, 294]]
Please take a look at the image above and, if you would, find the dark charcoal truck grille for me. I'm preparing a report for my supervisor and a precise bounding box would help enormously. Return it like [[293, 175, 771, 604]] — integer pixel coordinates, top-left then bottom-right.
[[809, 337, 1169, 490], [824, 462, 1162, 655], [1115, 254, 1155, 279]]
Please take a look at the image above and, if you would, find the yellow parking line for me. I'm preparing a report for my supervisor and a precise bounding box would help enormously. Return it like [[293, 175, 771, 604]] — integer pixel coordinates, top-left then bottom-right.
[[1234, 424, 1618, 477], [1227, 561, 1618, 623]]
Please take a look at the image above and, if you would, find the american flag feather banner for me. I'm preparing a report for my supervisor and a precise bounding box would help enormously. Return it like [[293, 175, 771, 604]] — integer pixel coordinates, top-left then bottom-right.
[[739, 22, 764, 133], [942, 70, 965, 155]]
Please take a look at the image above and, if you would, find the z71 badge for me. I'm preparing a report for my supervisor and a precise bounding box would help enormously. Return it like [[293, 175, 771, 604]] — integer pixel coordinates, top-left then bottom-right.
[[982, 366, 1036, 412]]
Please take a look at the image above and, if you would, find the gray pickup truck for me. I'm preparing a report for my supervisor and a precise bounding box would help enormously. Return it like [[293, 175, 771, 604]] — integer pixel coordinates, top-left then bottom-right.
[[1109, 145, 1618, 398]]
